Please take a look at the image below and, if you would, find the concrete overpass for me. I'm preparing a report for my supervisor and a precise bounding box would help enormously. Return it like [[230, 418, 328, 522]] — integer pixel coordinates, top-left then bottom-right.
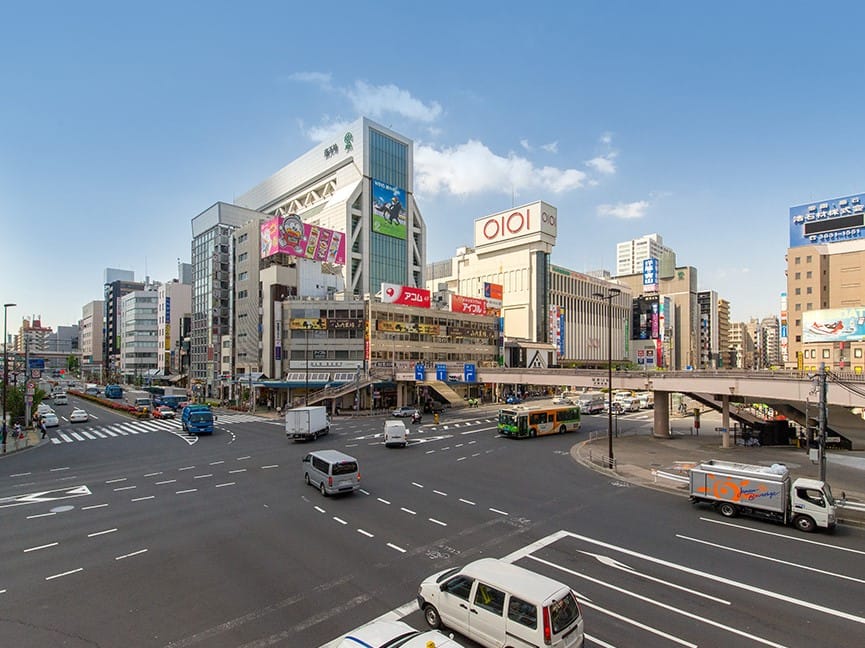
[[477, 368, 865, 449]]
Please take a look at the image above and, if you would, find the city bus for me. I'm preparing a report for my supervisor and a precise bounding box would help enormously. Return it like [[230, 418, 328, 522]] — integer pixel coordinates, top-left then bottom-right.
[[497, 404, 581, 438]]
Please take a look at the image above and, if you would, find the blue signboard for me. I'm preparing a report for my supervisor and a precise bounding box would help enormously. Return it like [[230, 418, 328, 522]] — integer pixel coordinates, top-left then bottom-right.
[[790, 192, 865, 248], [463, 363, 476, 383], [415, 363, 426, 381], [28, 358, 45, 370], [436, 363, 447, 381]]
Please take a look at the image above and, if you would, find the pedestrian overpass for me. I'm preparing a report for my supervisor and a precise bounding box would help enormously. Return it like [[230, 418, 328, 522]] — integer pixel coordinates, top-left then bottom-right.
[[477, 368, 865, 449]]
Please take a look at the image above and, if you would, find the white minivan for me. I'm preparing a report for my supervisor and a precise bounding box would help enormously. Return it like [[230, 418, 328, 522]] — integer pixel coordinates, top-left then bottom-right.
[[417, 558, 584, 648], [383, 420, 408, 447]]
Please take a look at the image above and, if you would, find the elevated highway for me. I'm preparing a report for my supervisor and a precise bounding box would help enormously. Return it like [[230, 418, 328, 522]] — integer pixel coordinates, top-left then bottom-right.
[[477, 368, 865, 449]]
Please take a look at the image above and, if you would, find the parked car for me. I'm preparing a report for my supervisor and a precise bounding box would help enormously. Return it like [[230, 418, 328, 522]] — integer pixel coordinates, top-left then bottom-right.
[[153, 406, 176, 420], [41, 413, 60, 428], [69, 408, 89, 423], [336, 620, 463, 648], [392, 406, 419, 418]]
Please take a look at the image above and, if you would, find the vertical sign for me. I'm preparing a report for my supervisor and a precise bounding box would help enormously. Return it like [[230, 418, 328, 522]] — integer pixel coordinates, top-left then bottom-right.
[[415, 363, 426, 381], [548, 305, 561, 356], [435, 364, 447, 381], [274, 304, 282, 361], [463, 363, 476, 383], [164, 297, 172, 351], [642, 258, 659, 292], [558, 311, 565, 358]]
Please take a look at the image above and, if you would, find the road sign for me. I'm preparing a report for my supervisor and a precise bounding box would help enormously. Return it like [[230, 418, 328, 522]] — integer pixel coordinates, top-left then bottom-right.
[[436, 364, 447, 381], [30, 369, 41, 379], [415, 364, 426, 381], [463, 363, 477, 383]]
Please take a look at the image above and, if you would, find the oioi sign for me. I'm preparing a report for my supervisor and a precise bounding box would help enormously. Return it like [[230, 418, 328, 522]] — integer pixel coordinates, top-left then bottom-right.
[[474, 201, 557, 247]]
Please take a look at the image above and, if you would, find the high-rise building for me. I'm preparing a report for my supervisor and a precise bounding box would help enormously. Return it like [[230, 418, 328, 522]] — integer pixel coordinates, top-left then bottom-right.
[[787, 192, 865, 371], [79, 300, 104, 379], [729, 321, 754, 369], [103, 268, 143, 382], [190, 202, 263, 397], [157, 278, 191, 376], [120, 286, 159, 382], [615, 233, 676, 278], [15, 317, 52, 352], [717, 298, 731, 369]]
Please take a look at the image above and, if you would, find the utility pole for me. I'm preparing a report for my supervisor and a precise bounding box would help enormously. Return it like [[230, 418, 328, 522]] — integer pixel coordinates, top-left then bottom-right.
[[818, 362, 828, 482]]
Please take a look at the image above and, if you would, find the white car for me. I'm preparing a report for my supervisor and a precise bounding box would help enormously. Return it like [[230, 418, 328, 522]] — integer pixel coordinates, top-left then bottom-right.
[[552, 396, 575, 405], [336, 620, 462, 648], [41, 413, 60, 428], [69, 408, 89, 423]]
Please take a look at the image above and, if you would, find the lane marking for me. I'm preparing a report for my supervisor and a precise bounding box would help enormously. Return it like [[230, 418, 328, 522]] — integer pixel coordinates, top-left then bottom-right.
[[429, 518, 447, 527], [50, 467, 70, 472], [105, 478, 127, 484], [459, 498, 476, 506], [116, 549, 147, 560], [46, 568, 83, 581], [358, 529, 374, 538], [377, 498, 391, 505], [25, 542, 58, 552], [314, 506, 326, 514], [131, 496, 155, 502], [144, 472, 162, 477], [113, 486, 137, 492], [261, 465, 278, 470], [87, 529, 117, 538], [412, 482, 423, 488], [178, 466, 195, 471], [387, 543, 406, 553], [26, 512, 56, 519], [229, 469, 247, 474], [10, 472, 31, 477], [333, 517, 347, 525], [155, 479, 177, 485], [489, 507, 508, 515], [400, 507, 416, 515], [194, 474, 213, 479], [457, 457, 467, 461], [209, 461, 224, 466], [433, 490, 448, 497], [699, 517, 865, 556], [215, 482, 235, 488], [82, 504, 108, 510], [176, 489, 197, 495]]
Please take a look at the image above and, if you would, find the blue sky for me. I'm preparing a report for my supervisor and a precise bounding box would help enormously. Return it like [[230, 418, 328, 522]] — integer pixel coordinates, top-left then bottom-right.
[[3, 1, 864, 331]]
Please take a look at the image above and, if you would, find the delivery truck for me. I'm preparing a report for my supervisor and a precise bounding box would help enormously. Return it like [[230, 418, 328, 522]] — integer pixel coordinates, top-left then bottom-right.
[[689, 459, 836, 532], [286, 406, 330, 441]]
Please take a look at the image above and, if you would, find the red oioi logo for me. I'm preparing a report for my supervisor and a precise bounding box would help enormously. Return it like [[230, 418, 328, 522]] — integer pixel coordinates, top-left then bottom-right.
[[481, 208, 555, 241]]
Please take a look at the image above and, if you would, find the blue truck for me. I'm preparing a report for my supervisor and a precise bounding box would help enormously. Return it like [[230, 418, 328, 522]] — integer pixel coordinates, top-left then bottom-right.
[[181, 405, 215, 435], [105, 384, 123, 399]]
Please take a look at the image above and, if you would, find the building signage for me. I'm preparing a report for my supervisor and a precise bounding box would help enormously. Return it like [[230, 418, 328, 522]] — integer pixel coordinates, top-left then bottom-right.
[[463, 363, 477, 383], [483, 282, 503, 316], [435, 363, 448, 381], [327, 318, 363, 330], [274, 305, 282, 361], [549, 305, 562, 358], [448, 325, 495, 338], [377, 320, 418, 333], [632, 294, 660, 341], [789, 192, 865, 248], [260, 214, 346, 264], [380, 283, 431, 308], [289, 318, 327, 330], [450, 294, 487, 315], [415, 363, 426, 381], [28, 358, 45, 370], [803, 307, 865, 342], [642, 258, 659, 292], [371, 179, 407, 241], [474, 201, 557, 247]]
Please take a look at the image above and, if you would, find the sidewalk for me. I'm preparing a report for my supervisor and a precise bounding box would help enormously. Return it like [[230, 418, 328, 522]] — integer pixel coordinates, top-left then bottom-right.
[[573, 411, 865, 527], [0, 428, 44, 457]]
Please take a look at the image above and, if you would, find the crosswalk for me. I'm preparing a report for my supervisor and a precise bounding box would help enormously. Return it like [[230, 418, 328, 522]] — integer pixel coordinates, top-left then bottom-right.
[[49, 412, 277, 444]]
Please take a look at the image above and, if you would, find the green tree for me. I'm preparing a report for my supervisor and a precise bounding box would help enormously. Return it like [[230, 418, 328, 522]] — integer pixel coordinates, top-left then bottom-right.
[[67, 354, 80, 373]]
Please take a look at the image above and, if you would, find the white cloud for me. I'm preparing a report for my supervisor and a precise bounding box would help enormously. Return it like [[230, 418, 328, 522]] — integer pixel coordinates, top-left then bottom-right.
[[299, 117, 355, 143], [586, 153, 617, 174], [597, 200, 649, 219], [520, 138, 531, 151], [346, 81, 442, 123], [600, 132, 613, 145], [287, 71, 333, 88], [541, 141, 558, 153], [415, 140, 587, 196]]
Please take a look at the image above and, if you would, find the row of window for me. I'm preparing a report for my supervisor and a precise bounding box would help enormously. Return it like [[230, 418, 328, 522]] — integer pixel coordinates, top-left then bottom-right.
[[801, 347, 864, 359], [442, 576, 537, 629]]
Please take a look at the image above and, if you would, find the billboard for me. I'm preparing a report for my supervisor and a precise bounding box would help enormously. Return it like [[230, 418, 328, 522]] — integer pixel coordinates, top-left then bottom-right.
[[260, 214, 346, 264], [803, 307, 865, 343], [474, 201, 557, 247], [789, 192, 865, 248], [484, 282, 503, 316], [380, 283, 431, 308], [642, 258, 659, 292], [371, 179, 407, 240], [632, 294, 660, 340], [450, 294, 487, 315]]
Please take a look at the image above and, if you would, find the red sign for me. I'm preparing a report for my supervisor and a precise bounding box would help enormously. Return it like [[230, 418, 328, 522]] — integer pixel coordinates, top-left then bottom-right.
[[450, 295, 487, 315], [381, 283, 431, 308]]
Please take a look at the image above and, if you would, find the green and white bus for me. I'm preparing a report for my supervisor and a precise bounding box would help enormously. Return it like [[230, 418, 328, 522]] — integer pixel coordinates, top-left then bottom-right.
[[498, 405, 581, 438]]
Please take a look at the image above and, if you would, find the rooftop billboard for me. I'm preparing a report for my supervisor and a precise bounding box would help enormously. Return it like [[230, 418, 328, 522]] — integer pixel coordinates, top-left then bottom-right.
[[789, 192, 865, 249], [803, 307, 865, 343], [260, 214, 346, 264], [371, 179, 407, 240]]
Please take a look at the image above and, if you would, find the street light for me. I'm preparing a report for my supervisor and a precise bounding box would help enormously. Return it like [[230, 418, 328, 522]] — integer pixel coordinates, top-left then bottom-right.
[[593, 289, 620, 467], [3, 302, 16, 451]]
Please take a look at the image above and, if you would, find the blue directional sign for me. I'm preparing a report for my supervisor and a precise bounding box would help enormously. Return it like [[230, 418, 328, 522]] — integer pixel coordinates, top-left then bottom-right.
[[463, 363, 477, 383], [415, 363, 426, 381], [28, 358, 45, 370], [436, 363, 448, 381]]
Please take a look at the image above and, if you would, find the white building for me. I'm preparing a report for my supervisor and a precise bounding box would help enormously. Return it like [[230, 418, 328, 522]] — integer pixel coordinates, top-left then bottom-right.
[[615, 233, 677, 278], [79, 300, 104, 379], [157, 279, 191, 376], [119, 287, 159, 381]]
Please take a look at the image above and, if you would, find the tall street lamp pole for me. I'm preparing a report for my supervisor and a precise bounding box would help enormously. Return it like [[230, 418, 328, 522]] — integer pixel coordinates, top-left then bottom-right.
[[304, 321, 310, 406], [3, 302, 16, 451], [593, 289, 620, 466]]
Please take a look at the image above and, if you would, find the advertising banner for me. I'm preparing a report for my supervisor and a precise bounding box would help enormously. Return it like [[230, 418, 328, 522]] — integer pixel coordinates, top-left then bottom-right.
[[484, 282, 503, 316], [371, 179, 407, 240], [377, 320, 418, 333], [803, 307, 865, 342], [260, 214, 346, 264], [789, 192, 865, 249], [632, 294, 660, 340], [642, 258, 659, 292], [380, 283, 431, 308], [289, 318, 327, 330], [450, 294, 487, 315], [274, 306, 282, 361]]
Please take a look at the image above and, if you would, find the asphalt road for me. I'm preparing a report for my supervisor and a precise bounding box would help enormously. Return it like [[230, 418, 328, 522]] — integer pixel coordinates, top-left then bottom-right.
[[1, 401, 863, 647]]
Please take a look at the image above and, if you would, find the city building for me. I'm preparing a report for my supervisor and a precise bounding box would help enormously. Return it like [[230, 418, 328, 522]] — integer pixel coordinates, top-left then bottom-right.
[[79, 300, 104, 380], [44, 324, 79, 355], [190, 202, 263, 397], [717, 298, 731, 369], [103, 269, 143, 382], [14, 317, 53, 352], [119, 285, 159, 382], [157, 276, 191, 378], [697, 290, 719, 369], [615, 233, 677, 278], [729, 321, 755, 369]]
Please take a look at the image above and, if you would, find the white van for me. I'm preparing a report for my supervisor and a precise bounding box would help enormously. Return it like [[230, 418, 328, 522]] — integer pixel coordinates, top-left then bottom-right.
[[417, 558, 584, 648], [53, 393, 68, 406], [383, 420, 408, 447], [302, 450, 360, 496]]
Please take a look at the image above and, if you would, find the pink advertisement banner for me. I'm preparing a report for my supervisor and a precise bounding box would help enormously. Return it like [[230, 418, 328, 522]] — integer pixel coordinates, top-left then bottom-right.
[[260, 214, 346, 264]]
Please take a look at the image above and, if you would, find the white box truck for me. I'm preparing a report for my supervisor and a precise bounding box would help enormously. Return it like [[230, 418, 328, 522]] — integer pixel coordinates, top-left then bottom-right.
[[285, 406, 330, 441], [689, 459, 836, 532]]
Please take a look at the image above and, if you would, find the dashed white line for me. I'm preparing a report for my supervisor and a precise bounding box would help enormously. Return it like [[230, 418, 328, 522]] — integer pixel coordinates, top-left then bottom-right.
[[24, 542, 58, 553], [229, 469, 247, 474], [143, 472, 162, 477], [113, 486, 137, 492], [105, 478, 127, 484], [333, 517, 347, 525], [209, 461, 224, 465], [155, 479, 177, 485], [237, 456, 251, 460], [261, 465, 278, 470], [489, 507, 509, 516], [81, 504, 108, 510], [425, 450, 436, 454], [401, 507, 416, 515], [26, 512, 56, 519], [88, 528, 117, 538], [459, 498, 476, 506], [116, 549, 147, 560], [412, 482, 424, 488], [131, 496, 155, 502], [10, 472, 31, 477], [178, 466, 195, 471], [50, 467, 70, 472], [314, 506, 326, 514], [194, 474, 213, 479], [215, 482, 235, 488], [433, 490, 448, 497], [457, 457, 467, 462], [46, 568, 82, 580], [358, 529, 374, 538], [387, 543, 406, 553], [176, 489, 197, 495], [429, 518, 447, 527], [359, 489, 370, 495], [377, 498, 391, 505]]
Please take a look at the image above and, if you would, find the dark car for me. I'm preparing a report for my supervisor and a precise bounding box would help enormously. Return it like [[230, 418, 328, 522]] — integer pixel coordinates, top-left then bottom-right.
[[423, 401, 445, 414]]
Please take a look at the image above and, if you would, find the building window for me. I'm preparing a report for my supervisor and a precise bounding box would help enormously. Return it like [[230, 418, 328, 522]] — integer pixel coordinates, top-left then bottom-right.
[[239, 271, 248, 281], [806, 255, 812, 262], [238, 290, 248, 299], [794, 257, 801, 265], [238, 233, 248, 243], [238, 252, 248, 262], [794, 272, 801, 280], [855, 348, 863, 359], [806, 271, 812, 279], [806, 286, 812, 294], [795, 288, 801, 295]]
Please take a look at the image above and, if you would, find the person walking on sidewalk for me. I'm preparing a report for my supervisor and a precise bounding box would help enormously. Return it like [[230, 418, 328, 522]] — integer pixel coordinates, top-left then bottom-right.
[[40, 419, 48, 439]]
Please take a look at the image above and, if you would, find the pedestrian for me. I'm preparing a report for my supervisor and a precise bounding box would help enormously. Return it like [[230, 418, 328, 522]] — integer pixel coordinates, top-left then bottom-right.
[[40, 419, 48, 439]]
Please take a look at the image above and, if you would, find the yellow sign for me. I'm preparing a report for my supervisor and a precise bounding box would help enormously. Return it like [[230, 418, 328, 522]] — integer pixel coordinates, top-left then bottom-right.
[[377, 320, 417, 333], [290, 318, 327, 330]]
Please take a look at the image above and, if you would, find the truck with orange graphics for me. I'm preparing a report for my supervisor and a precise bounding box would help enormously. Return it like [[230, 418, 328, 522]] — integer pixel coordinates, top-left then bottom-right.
[[689, 460, 836, 532]]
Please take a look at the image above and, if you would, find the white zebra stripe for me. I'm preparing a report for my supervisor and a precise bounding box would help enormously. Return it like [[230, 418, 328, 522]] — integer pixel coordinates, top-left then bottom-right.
[[58, 432, 73, 443], [90, 429, 107, 438], [79, 430, 96, 440], [70, 432, 85, 441]]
